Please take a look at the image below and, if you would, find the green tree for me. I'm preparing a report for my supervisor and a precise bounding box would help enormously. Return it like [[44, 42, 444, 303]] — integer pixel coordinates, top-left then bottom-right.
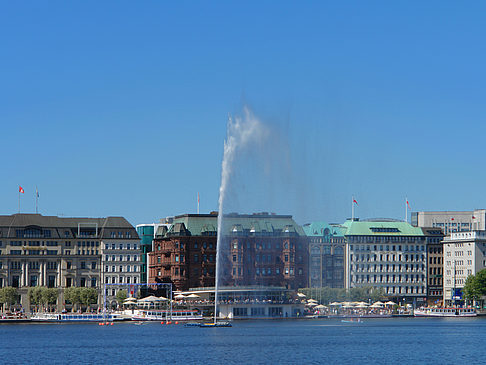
[[42, 288, 59, 308], [0, 287, 19, 311], [463, 274, 480, 301], [116, 289, 128, 305], [28, 287, 43, 311], [64, 287, 81, 311], [79, 287, 98, 311]]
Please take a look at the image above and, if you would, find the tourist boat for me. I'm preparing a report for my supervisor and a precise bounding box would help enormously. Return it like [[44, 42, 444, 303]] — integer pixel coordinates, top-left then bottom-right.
[[31, 313, 124, 322], [129, 309, 203, 321], [341, 318, 363, 323], [413, 307, 477, 317]]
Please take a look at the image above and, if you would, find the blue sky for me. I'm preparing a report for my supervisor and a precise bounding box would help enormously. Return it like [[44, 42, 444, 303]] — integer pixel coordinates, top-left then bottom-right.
[[2, 1, 486, 226]]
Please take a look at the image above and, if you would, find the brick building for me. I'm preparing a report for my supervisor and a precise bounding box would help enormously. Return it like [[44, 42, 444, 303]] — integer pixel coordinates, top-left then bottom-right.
[[148, 213, 308, 291]]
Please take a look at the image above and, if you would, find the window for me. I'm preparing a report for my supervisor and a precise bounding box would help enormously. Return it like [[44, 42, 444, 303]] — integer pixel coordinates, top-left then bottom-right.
[[91, 262, 96, 270], [91, 278, 97, 287], [67, 261, 72, 269], [81, 262, 86, 269]]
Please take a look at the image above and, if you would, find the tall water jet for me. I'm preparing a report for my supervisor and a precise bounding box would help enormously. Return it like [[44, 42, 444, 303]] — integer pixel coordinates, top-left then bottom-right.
[[214, 107, 269, 322]]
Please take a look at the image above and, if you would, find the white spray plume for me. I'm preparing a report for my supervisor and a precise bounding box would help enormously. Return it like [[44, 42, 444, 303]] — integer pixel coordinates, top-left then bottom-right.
[[214, 106, 269, 322]]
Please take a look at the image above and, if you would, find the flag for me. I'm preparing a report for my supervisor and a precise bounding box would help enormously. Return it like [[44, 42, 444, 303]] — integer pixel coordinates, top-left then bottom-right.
[[36, 187, 39, 198], [406, 199, 411, 210], [353, 199, 358, 205], [472, 215, 476, 219], [451, 218, 454, 221], [198, 192, 200, 204], [19, 186, 24, 194]]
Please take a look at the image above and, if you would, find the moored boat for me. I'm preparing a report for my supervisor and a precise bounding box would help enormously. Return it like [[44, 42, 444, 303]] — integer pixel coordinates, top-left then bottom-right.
[[129, 309, 203, 321], [414, 307, 477, 317], [31, 313, 123, 322]]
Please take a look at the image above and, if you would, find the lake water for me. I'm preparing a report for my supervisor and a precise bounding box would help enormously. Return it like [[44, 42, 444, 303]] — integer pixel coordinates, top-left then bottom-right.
[[1, 318, 486, 364]]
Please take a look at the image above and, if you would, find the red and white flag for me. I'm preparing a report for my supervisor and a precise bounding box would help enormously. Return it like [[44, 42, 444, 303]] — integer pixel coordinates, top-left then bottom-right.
[[19, 186, 24, 194], [406, 199, 411, 210], [353, 198, 358, 205]]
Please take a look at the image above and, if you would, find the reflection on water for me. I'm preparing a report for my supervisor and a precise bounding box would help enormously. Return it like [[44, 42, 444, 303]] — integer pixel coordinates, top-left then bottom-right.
[[2, 318, 486, 364]]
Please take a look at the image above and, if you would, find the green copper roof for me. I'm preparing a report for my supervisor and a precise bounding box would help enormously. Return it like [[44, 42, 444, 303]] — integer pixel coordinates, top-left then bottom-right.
[[342, 219, 425, 236], [167, 213, 305, 237], [302, 221, 346, 237]]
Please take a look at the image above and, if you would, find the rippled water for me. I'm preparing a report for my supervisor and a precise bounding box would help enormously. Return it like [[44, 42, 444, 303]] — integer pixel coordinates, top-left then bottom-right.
[[1, 318, 486, 364]]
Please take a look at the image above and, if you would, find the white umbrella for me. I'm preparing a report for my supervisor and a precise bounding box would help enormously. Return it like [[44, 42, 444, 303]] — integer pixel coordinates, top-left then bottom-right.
[[123, 297, 137, 302], [175, 294, 185, 300], [123, 300, 137, 305], [329, 302, 341, 306], [297, 293, 306, 298], [373, 301, 385, 306], [307, 302, 318, 307], [138, 295, 164, 302], [307, 299, 318, 303], [186, 294, 200, 298], [385, 301, 396, 306], [315, 305, 327, 309], [370, 303, 383, 308]]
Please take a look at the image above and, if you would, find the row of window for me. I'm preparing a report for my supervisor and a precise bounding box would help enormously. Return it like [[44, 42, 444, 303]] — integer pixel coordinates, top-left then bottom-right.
[[104, 255, 139, 262], [353, 274, 425, 284], [104, 276, 139, 284], [104, 243, 138, 250], [104, 265, 139, 273], [352, 264, 424, 272], [351, 244, 425, 251]]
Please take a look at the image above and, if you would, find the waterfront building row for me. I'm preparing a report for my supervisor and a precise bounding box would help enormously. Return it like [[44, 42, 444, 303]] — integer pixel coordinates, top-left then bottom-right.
[[0, 214, 140, 310]]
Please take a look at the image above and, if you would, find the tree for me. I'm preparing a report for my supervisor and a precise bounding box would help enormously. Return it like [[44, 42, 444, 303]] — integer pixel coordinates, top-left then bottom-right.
[[42, 288, 59, 309], [463, 274, 480, 301], [28, 287, 43, 311], [116, 289, 128, 305], [64, 287, 81, 311], [0, 287, 19, 311], [79, 287, 98, 311]]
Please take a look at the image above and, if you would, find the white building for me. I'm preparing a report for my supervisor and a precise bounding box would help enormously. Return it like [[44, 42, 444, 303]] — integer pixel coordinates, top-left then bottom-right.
[[412, 210, 486, 235], [442, 231, 486, 304], [100, 222, 141, 308], [343, 219, 442, 304]]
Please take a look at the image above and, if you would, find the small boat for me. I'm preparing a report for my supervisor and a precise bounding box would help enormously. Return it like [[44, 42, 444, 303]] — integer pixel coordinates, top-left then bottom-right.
[[184, 322, 202, 327], [198, 322, 232, 328], [341, 318, 362, 323], [414, 307, 477, 317]]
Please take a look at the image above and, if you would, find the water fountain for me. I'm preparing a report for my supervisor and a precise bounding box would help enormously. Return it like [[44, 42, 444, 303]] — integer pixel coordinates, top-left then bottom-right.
[[214, 108, 269, 322]]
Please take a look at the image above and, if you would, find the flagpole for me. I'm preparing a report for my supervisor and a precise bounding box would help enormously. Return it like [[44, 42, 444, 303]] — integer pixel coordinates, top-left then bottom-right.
[[352, 196, 354, 221], [405, 197, 408, 223], [18, 190, 20, 213], [197, 192, 200, 214]]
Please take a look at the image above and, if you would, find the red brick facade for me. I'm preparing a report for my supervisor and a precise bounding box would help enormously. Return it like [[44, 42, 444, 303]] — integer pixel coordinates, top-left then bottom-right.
[[149, 233, 308, 291]]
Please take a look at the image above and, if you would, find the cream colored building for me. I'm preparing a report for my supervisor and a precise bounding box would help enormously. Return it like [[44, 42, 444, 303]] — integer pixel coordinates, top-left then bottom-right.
[[442, 231, 486, 304]]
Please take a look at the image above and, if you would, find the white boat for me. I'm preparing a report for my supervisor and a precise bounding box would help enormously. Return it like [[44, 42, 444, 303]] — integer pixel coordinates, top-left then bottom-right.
[[31, 312, 123, 322], [130, 309, 203, 321], [414, 307, 477, 317]]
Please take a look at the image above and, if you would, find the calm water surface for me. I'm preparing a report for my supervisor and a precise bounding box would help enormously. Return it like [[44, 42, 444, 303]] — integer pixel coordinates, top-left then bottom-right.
[[1, 318, 486, 364]]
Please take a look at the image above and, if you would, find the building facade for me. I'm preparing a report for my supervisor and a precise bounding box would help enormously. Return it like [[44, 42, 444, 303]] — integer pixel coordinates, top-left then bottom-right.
[[148, 213, 309, 291], [303, 222, 345, 288], [344, 219, 435, 304], [0, 214, 139, 311], [422, 227, 445, 305], [442, 231, 486, 305], [412, 210, 486, 235]]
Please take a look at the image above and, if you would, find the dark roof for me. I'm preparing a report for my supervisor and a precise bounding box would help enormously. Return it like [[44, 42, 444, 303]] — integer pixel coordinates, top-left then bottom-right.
[[0, 214, 138, 239]]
